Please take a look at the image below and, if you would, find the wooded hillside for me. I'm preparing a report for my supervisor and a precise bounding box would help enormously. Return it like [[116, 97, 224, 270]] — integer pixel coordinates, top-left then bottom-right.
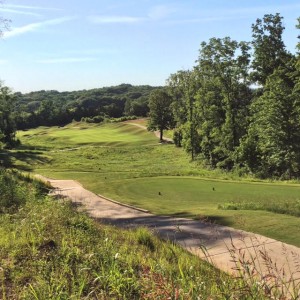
[[13, 84, 159, 129]]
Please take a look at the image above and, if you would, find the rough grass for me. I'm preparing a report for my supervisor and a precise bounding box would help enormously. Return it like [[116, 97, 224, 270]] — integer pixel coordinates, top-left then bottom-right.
[[14, 121, 300, 247], [0, 175, 270, 299]]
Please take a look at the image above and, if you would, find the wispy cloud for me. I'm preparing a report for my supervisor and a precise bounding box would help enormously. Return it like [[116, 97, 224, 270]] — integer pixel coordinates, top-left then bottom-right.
[[36, 57, 96, 64], [88, 15, 143, 24], [148, 5, 176, 20], [3, 17, 74, 39], [88, 4, 177, 25], [5, 4, 61, 11], [0, 8, 41, 17], [0, 4, 61, 16]]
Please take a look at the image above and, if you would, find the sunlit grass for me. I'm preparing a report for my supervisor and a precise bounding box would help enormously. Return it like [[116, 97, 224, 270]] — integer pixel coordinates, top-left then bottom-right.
[[1, 172, 266, 299], [14, 121, 300, 247]]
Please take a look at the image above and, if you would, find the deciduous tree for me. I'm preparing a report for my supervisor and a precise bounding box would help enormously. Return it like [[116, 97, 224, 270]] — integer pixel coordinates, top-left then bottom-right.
[[251, 13, 292, 85], [0, 85, 17, 147], [148, 89, 174, 142]]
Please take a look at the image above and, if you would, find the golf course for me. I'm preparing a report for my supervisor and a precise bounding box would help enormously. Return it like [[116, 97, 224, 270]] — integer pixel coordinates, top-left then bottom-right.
[[15, 120, 300, 247]]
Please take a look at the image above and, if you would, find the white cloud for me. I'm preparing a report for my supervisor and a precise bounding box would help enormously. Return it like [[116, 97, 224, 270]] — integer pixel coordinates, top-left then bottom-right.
[[88, 15, 143, 24], [3, 17, 74, 39], [0, 4, 61, 16], [0, 60, 8, 65], [36, 57, 96, 64]]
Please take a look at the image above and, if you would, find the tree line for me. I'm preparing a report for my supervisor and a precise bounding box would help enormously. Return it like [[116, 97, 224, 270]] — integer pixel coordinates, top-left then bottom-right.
[[0, 83, 157, 148], [13, 84, 156, 129], [149, 14, 300, 179]]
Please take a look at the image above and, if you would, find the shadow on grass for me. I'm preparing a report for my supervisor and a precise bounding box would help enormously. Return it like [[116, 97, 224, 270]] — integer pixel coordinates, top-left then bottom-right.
[[1, 148, 51, 171], [0, 151, 12, 168], [16, 144, 49, 151]]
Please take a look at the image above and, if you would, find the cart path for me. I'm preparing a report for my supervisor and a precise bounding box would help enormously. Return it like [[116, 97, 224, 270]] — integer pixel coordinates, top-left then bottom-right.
[[37, 175, 300, 291]]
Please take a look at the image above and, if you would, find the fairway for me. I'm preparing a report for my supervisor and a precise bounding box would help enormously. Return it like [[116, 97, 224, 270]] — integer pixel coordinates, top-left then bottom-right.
[[14, 121, 300, 247], [18, 122, 158, 148]]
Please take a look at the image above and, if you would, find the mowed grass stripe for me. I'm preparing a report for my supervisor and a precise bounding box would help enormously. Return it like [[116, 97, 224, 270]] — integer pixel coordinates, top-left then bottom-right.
[[18, 122, 158, 148]]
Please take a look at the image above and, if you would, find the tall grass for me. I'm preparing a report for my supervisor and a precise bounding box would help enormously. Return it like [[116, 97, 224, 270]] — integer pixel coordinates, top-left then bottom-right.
[[219, 199, 300, 217], [0, 168, 28, 213], [1, 169, 299, 298]]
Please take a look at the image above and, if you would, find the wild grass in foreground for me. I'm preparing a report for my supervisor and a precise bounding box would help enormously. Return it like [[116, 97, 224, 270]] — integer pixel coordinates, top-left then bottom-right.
[[0, 171, 274, 299]]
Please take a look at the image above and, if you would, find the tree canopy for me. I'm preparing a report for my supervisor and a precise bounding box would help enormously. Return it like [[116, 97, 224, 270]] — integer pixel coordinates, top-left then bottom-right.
[[167, 13, 300, 178], [0, 85, 17, 148], [148, 89, 174, 141]]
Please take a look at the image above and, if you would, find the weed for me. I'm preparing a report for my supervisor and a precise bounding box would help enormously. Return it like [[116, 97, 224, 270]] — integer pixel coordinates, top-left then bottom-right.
[[135, 227, 155, 252]]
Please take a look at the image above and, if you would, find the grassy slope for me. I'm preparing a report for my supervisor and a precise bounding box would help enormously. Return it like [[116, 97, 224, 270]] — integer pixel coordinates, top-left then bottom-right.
[[2, 182, 249, 299], [14, 121, 300, 247]]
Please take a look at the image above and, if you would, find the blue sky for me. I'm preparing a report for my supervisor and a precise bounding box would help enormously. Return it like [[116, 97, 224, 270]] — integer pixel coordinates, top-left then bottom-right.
[[0, 0, 299, 93]]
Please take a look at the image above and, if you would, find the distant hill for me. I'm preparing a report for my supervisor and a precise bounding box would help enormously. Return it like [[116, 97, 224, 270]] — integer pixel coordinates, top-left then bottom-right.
[[14, 84, 160, 129]]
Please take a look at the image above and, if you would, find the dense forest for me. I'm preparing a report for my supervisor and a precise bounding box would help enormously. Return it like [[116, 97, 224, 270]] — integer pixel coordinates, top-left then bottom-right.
[[12, 84, 158, 129], [158, 13, 300, 179]]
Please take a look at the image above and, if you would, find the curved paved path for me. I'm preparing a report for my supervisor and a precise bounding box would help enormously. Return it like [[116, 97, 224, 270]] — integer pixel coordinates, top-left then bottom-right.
[[37, 175, 300, 295]]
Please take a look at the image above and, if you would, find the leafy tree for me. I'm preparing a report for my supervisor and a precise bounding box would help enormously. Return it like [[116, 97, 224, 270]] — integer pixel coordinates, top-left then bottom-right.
[[0, 85, 17, 147], [167, 70, 200, 159], [238, 63, 300, 178], [195, 37, 251, 168], [148, 89, 174, 142], [251, 13, 292, 85]]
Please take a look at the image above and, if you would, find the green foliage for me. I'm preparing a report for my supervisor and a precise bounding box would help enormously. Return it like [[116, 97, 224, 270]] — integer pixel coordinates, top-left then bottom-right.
[[148, 89, 174, 141], [13, 84, 158, 130], [0, 169, 49, 213], [238, 63, 300, 178], [0, 85, 17, 148], [251, 13, 292, 85], [109, 115, 138, 123], [167, 70, 200, 159], [0, 169, 27, 213], [167, 14, 300, 178]]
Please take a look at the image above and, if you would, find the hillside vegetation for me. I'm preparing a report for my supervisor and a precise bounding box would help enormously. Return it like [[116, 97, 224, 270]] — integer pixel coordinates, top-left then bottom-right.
[[0, 169, 274, 299], [13, 84, 158, 130]]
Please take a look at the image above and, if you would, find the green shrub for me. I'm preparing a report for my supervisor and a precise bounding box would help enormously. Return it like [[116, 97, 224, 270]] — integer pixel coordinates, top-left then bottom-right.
[[0, 168, 28, 213]]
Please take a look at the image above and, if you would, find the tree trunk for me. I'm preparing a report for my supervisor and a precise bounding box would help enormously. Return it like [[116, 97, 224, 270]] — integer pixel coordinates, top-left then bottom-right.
[[160, 129, 163, 142]]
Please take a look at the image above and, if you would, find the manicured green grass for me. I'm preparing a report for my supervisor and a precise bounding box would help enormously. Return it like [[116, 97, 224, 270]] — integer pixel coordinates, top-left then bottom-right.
[[18, 122, 158, 148], [14, 121, 300, 247], [96, 177, 300, 246]]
